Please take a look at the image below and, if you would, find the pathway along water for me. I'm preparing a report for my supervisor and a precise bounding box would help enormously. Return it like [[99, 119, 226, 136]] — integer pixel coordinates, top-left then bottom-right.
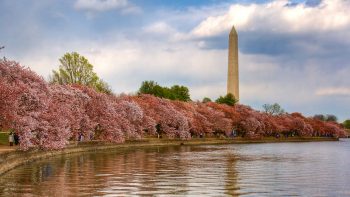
[[0, 139, 349, 196]]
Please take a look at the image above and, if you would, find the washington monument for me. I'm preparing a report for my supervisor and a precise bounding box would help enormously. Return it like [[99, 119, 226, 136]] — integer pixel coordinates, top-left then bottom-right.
[[227, 25, 239, 101]]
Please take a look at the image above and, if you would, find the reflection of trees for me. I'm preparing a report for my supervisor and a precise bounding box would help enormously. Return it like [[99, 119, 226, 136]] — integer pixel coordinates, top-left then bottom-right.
[[0, 145, 240, 196], [0, 146, 192, 196], [150, 146, 191, 194], [224, 153, 239, 196], [97, 146, 191, 195]]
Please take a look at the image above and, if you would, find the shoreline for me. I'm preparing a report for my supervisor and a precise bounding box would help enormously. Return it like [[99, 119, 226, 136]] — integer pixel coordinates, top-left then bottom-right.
[[0, 137, 339, 176]]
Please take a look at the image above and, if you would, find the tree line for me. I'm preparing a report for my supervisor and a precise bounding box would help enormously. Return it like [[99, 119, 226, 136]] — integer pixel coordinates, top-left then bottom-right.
[[43, 52, 350, 131], [0, 58, 347, 150]]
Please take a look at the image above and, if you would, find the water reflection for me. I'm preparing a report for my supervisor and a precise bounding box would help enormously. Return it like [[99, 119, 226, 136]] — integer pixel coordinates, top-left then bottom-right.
[[1, 139, 350, 196], [0, 146, 240, 196]]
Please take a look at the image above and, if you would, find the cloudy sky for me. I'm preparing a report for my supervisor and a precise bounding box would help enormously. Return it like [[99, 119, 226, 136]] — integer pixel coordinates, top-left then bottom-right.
[[1, 0, 349, 121]]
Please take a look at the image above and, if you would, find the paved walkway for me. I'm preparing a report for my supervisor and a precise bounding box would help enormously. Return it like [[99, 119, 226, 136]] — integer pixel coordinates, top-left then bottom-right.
[[0, 145, 16, 154]]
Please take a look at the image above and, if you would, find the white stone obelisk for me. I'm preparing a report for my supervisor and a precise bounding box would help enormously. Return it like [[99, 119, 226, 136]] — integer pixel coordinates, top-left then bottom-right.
[[227, 25, 239, 101]]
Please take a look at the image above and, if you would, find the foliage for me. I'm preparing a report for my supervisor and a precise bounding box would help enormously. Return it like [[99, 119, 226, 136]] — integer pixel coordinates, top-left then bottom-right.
[[138, 80, 191, 101], [313, 114, 326, 121], [0, 132, 9, 145], [215, 93, 237, 106], [50, 52, 112, 94], [313, 114, 338, 122], [170, 85, 191, 101], [0, 60, 347, 150], [343, 120, 350, 129], [325, 114, 338, 122], [262, 103, 285, 115], [0, 59, 66, 150], [202, 97, 212, 103]]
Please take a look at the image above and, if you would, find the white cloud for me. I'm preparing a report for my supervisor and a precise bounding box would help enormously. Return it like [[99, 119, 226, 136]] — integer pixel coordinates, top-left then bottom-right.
[[83, 38, 227, 91], [74, 0, 140, 14], [142, 22, 190, 42], [143, 22, 176, 34], [316, 87, 350, 96], [191, 0, 350, 38], [191, 3, 256, 37]]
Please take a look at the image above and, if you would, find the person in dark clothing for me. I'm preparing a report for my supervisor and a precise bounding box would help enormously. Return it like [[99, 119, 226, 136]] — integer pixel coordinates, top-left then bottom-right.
[[78, 132, 84, 142], [14, 132, 19, 145]]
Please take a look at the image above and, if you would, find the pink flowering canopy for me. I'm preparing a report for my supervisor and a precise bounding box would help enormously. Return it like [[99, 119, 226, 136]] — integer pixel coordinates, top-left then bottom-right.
[[0, 60, 347, 150]]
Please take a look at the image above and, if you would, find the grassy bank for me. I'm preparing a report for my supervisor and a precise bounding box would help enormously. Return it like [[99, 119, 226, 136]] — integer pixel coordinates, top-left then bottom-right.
[[0, 132, 9, 145]]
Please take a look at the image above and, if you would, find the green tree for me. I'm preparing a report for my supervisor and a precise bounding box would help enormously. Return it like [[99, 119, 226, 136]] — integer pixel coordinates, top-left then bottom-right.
[[138, 80, 191, 101], [139, 80, 158, 95], [170, 85, 191, 101], [50, 52, 112, 94], [215, 93, 237, 106], [342, 120, 350, 129], [325, 114, 338, 122], [138, 81, 165, 98], [313, 114, 338, 122], [94, 80, 112, 94], [313, 114, 326, 121], [262, 103, 285, 115], [202, 97, 212, 103], [162, 87, 174, 100]]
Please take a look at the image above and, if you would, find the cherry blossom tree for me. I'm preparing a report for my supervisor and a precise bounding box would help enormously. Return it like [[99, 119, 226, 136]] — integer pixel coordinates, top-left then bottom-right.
[[1, 59, 347, 150], [133, 95, 190, 139], [81, 87, 125, 143], [0, 80, 19, 129], [0, 59, 70, 150], [171, 101, 209, 136], [49, 85, 94, 140]]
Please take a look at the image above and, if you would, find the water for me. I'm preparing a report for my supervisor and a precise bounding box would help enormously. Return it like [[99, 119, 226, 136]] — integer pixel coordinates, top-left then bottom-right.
[[1, 139, 350, 196]]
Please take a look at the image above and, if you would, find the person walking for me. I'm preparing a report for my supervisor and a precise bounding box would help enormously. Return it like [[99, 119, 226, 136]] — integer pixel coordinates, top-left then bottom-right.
[[8, 132, 14, 146]]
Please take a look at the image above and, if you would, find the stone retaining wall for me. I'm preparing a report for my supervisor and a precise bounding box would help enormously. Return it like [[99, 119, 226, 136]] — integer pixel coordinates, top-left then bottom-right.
[[0, 139, 190, 175]]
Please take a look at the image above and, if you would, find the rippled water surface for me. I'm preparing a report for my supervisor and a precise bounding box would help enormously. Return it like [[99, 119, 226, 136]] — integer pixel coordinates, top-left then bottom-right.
[[1, 139, 350, 196]]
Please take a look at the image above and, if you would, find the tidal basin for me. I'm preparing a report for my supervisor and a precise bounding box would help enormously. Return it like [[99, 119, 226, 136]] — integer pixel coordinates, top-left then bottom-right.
[[1, 139, 349, 196]]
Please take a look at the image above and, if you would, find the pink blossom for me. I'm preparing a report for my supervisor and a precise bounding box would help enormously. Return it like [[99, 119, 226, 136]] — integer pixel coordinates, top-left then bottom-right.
[[1, 59, 347, 150]]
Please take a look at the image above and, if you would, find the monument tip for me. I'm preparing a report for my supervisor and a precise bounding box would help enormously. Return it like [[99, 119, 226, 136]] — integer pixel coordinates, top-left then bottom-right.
[[230, 25, 237, 35]]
